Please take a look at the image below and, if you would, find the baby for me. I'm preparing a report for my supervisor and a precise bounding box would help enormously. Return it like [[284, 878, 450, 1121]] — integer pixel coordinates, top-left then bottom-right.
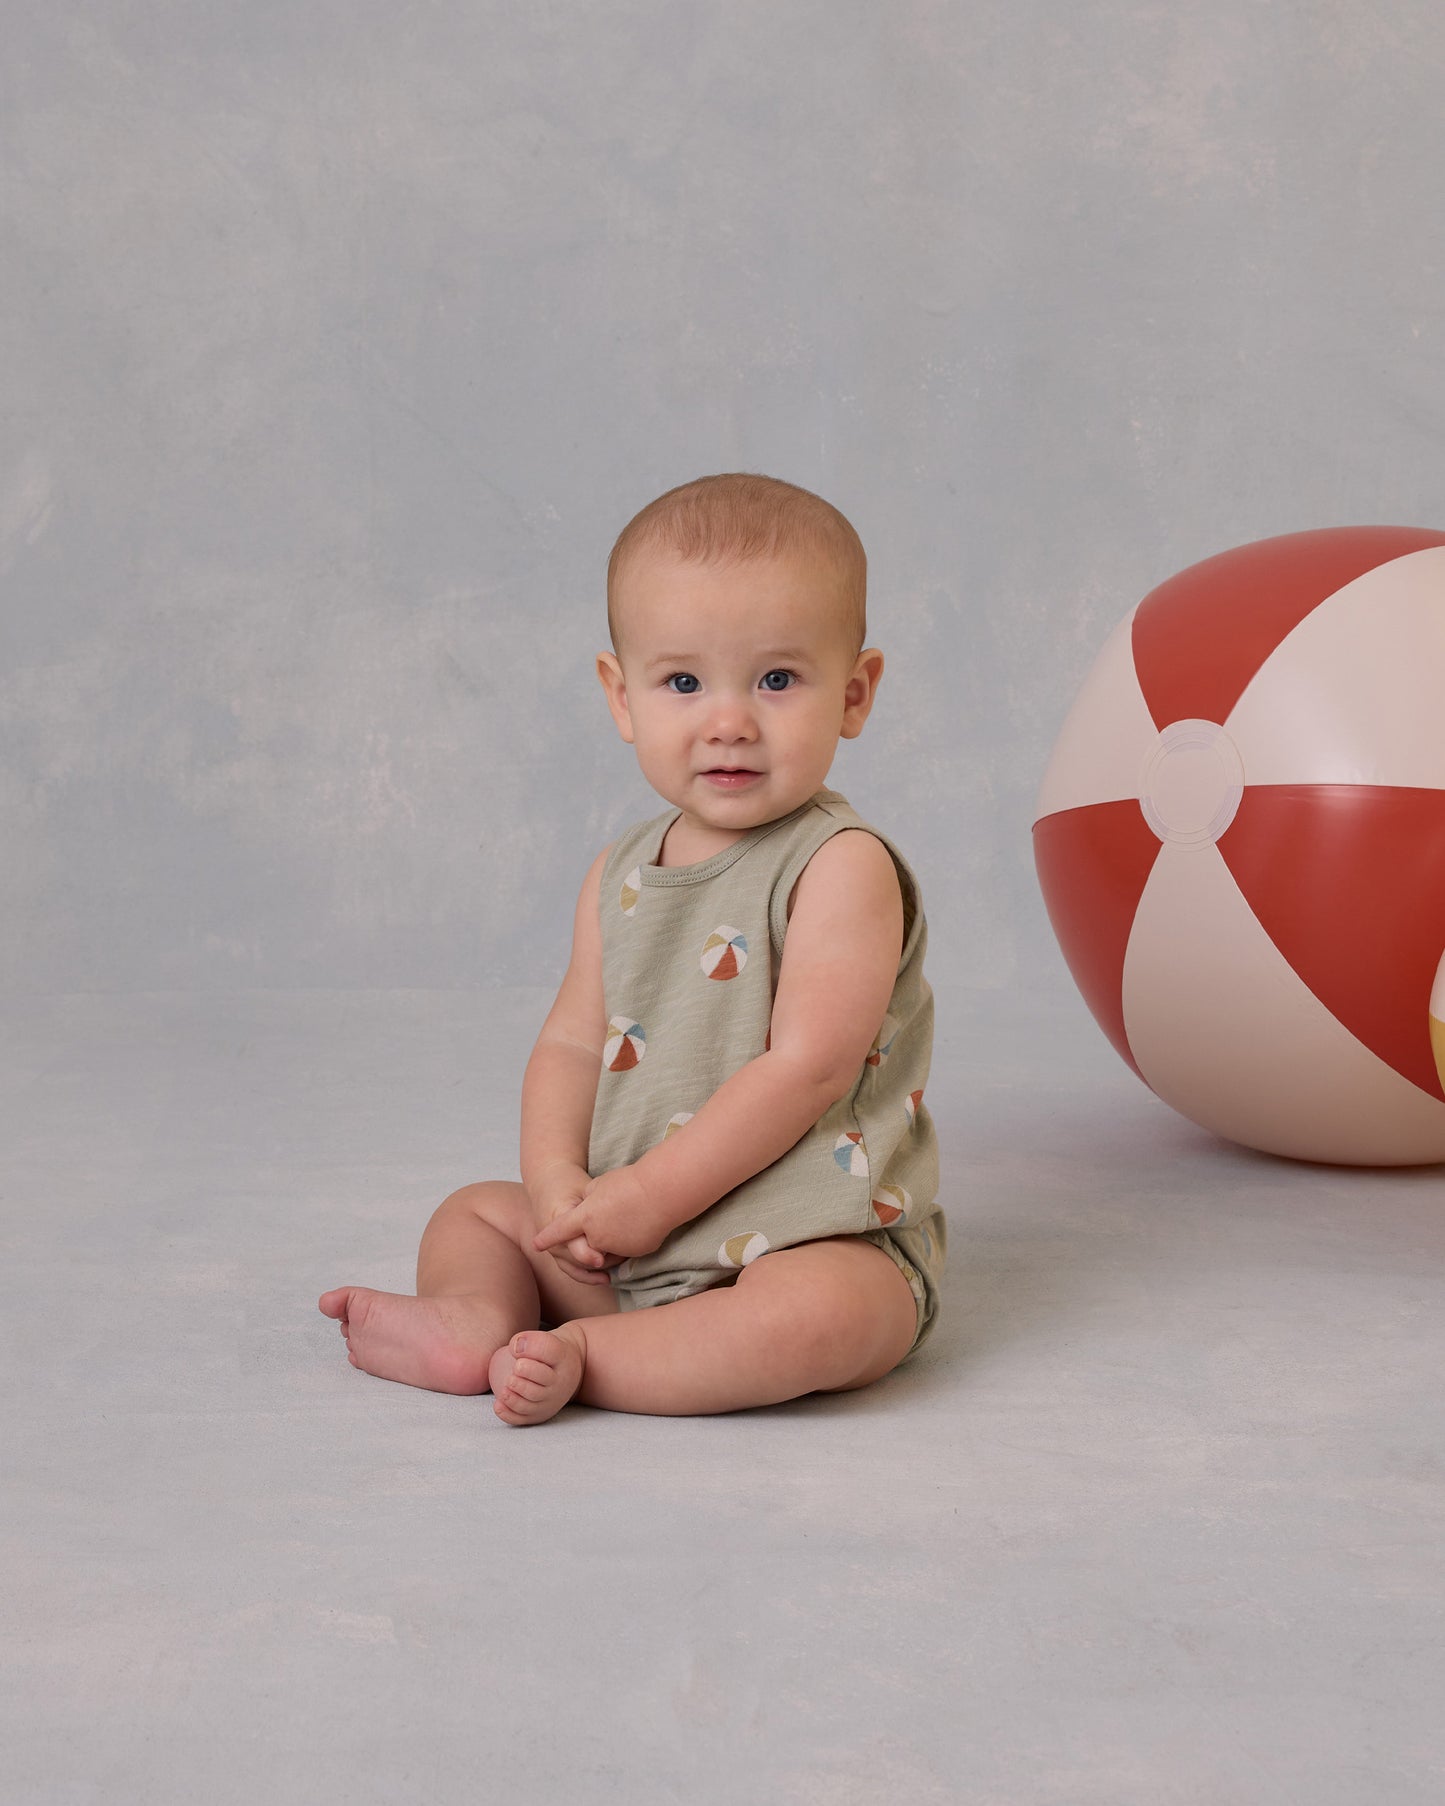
[[319, 473, 945, 1424]]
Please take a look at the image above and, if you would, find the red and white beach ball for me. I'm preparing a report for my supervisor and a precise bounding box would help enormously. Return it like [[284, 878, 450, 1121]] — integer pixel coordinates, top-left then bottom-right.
[[1033, 526, 1445, 1166]]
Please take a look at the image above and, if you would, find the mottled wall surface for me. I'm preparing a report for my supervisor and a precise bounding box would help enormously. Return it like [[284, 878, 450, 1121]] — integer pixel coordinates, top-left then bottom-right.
[[3, 3, 1443, 994]]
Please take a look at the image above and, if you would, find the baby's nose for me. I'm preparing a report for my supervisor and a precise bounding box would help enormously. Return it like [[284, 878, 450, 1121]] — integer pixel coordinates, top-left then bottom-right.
[[706, 699, 759, 739]]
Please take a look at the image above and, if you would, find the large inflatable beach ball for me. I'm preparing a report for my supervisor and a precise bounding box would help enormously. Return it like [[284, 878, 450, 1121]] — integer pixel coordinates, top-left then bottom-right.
[[1033, 526, 1445, 1166]]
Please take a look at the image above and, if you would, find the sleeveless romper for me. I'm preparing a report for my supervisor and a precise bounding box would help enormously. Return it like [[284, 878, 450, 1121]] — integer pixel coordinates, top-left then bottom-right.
[[588, 787, 945, 1357]]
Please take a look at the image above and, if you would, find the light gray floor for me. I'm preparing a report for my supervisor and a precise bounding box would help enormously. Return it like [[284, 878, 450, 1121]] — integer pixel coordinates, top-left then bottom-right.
[[4, 984, 1442, 1804]]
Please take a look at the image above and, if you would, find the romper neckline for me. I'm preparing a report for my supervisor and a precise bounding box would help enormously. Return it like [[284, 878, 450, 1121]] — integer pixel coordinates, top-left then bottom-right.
[[638, 790, 835, 886]]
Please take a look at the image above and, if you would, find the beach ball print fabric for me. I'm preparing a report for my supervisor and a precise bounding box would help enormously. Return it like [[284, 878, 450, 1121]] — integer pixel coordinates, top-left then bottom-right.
[[833, 1130, 869, 1177], [700, 926, 748, 980], [604, 1017, 646, 1071], [871, 1183, 911, 1227], [718, 1231, 770, 1268]]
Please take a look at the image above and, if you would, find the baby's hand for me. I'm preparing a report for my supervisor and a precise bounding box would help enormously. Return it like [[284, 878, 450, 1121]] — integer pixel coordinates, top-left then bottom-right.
[[528, 1164, 623, 1286], [533, 1164, 670, 1264], [557, 1227, 621, 1285]]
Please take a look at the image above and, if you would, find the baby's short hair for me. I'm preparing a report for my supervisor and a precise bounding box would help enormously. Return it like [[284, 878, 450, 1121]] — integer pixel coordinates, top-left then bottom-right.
[[607, 473, 867, 657]]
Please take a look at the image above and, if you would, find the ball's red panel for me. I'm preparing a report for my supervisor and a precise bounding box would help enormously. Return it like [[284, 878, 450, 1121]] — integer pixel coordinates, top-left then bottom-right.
[[1131, 527, 1445, 733], [1219, 784, 1445, 1103], [1121, 836, 1445, 1163], [1033, 801, 1161, 1080]]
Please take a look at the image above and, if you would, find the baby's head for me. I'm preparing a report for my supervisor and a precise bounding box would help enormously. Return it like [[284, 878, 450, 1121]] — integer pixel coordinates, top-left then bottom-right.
[[605, 473, 867, 663], [597, 474, 885, 835]]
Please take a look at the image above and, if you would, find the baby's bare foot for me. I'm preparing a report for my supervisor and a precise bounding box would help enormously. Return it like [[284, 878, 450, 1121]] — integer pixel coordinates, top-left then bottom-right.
[[317, 1287, 509, 1395], [487, 1326, 586, 1425]]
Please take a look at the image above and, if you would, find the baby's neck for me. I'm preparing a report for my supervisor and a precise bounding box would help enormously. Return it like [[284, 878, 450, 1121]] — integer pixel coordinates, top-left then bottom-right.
[[656, 817, 750, 868]]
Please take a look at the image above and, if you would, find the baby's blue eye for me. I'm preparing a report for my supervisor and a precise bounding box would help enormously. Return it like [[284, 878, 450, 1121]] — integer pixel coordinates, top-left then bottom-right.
[[760, 670, 794, 692], [666, 673, 700, 694]]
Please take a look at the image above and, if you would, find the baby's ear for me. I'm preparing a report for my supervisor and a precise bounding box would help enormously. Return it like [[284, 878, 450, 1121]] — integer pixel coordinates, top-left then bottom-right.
[[596, 651, 635, 744], [840, 647, 885, 738]]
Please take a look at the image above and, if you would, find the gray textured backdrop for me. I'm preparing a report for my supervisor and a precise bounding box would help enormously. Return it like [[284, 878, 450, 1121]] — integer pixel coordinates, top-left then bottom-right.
[[4, 2, 1444, 996]]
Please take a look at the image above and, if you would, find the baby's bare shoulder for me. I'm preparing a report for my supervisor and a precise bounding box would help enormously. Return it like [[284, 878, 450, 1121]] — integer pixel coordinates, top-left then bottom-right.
[[785, 828, 901, 925], [772, 830, 904, 1081]]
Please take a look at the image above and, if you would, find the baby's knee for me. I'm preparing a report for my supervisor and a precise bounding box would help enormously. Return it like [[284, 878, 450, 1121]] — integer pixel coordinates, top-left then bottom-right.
[[738, 1240, 915, 1377], [439, 1179, 532, 1238], [735, 1249, 855, 1361]]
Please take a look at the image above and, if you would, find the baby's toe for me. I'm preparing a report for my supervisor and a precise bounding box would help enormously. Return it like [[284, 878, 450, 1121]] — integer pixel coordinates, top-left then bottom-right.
[[487, 1344, 520, 1396], [503, 1371, 547, 1401], [318, 1287, 352, 1322]]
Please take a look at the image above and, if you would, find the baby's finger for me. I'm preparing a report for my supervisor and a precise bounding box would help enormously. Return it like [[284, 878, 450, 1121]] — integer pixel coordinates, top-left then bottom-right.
[[533, 1207, 585, 1252], [548, 1248, 612, 1286], [566, 1234, 606, 1269]]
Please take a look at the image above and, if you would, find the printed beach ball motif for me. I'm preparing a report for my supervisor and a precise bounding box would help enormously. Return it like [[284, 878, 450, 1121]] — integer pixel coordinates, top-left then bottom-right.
[[1033, 526, 1445, 1165], [663, 1111, 694, 1138], [603, 1016, 646, 1072], [832, 1130, 869, 1177], [866, 1014, 901, 1066], [700, 925, 748, 980], [718, 1231, 769, 1268], [904, 1088, 925, 1124], [871, 1183, 911, 1227], [619, 868, 642, 917]]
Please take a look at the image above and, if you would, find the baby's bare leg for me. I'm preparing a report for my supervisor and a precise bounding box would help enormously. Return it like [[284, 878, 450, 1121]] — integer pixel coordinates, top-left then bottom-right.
[[488, 1236, 918, 1424], [318, 1180, 618, 1395]]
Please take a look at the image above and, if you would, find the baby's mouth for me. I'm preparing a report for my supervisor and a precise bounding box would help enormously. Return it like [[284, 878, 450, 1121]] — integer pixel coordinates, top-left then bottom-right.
[[702, 768, 762, 785]]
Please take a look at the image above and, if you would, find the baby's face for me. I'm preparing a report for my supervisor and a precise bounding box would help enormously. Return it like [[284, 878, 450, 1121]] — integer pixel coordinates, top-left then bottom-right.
[[597, 549, 883, 844]]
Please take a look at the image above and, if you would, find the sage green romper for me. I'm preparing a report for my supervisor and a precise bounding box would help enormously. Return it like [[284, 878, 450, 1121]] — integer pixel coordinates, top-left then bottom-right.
[[588, 787, 945, 1357]]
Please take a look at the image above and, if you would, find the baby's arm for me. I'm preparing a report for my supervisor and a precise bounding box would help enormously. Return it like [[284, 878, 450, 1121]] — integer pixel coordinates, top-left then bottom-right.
[[519, 844, 613, 1282], [534, 830, 903, 1259]]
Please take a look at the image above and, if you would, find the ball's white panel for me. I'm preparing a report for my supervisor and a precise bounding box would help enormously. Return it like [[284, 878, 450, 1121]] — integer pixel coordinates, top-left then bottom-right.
[[1122, 840, 1445, 1164], [1034, 608, 1157, 821], [1227, 546, 1445, 788], [1140, 720, 1245, 845]]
